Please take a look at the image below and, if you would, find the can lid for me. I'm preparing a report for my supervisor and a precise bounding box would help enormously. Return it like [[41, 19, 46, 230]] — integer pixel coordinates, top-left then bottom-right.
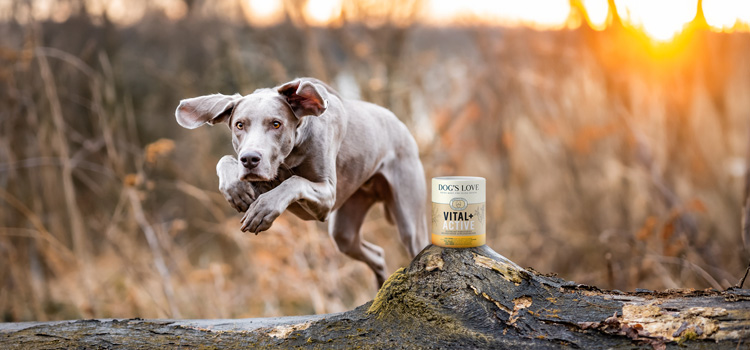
[[432, 176, 485, 181]]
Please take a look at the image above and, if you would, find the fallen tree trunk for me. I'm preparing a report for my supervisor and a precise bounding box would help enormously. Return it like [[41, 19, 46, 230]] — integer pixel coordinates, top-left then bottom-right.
[[2, 245, 749, 349]]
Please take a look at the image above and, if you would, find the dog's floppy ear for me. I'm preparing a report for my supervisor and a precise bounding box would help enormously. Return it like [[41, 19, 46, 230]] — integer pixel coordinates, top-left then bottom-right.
[[175, 93, 241, 129], [278, 80, 329, 118]]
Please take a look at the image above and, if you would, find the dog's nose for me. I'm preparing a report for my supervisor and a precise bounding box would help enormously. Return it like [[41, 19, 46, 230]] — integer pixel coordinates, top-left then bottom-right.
[[240, 152, 262, 169]]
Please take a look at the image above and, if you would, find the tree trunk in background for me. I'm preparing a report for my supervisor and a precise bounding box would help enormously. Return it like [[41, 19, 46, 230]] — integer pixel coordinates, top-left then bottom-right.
[[2, 245, 749, 349]]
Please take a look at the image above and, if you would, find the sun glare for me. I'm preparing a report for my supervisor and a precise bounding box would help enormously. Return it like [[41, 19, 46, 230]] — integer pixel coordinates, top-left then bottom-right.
[[426, 0, 571, 29], [7, 0, 750, 42], [702, 0, 750, 32], [581, 0, 609, 30], [614, 0, 698, 41], [244, 0, 284, 26], [304, 0, 341, 26]]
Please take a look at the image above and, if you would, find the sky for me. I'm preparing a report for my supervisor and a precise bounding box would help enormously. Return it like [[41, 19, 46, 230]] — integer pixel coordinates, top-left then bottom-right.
[[3, 0, 750, 42]]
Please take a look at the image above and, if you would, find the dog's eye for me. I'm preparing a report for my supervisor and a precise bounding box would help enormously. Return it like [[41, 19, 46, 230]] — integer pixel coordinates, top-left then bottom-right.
[[236, 122, 244, 130], [272, 121, 281, 129]]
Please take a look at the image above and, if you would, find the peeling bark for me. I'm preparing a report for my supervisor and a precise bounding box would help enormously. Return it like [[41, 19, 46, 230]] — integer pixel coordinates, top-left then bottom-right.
[[2, 245, 749, 349]]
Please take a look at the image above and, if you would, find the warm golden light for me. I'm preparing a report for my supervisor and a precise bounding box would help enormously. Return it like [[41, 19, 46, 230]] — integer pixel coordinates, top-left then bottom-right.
[[304, 0, 341, 26], [582, 0, 609, 30], [243, 0, 284, 26], [614, 0, 698, 41], [93, 0, 147, 26], [7, 0, 750, 41], [703, 0, 750, 32], [86, 0, 187, 24], [425, 0, 571, 30]]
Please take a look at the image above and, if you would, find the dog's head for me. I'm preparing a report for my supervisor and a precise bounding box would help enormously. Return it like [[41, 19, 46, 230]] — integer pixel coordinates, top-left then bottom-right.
[[175, 79, 329, 181]]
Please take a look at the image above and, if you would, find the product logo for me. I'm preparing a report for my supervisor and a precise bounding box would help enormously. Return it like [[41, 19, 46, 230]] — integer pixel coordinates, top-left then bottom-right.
[[438, 184, 481, 192], [449, 197, 468, 211]]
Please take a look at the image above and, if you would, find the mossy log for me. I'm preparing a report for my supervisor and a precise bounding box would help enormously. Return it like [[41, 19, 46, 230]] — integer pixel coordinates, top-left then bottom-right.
[[2, 245, 749, 349]]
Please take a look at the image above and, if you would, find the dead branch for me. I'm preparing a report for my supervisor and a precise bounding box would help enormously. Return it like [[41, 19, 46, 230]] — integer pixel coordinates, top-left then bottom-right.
[[2, 245, 748, 349]]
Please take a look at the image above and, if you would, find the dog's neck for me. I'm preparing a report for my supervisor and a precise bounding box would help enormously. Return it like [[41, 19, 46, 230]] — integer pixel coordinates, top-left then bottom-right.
[[294, 116, 315, 148], [279, 116, 316, 173]]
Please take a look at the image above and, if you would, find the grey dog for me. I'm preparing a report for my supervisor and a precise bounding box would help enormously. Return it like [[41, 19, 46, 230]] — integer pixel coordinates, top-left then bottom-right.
[[175, 78, 428, 286]]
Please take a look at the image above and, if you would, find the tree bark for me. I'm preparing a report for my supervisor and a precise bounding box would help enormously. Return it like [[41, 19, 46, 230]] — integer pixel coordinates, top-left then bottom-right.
[[2, 245, 749, 349]]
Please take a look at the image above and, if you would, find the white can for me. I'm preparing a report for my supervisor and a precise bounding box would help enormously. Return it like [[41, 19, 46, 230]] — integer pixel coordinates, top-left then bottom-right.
[[431, 176, 486, 248]]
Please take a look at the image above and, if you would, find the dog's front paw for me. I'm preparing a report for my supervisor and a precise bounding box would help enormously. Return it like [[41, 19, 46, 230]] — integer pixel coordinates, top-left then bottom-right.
[[219, 180, 256, 212], [240, 194, 283, 234]]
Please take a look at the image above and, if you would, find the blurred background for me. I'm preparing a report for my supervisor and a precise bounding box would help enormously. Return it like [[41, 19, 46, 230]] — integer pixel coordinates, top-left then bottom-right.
[[1, 0, 749, 322]]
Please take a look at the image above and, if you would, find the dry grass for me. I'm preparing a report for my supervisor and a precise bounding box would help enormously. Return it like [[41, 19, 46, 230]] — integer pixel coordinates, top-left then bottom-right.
[[1, 3, 749, 321]]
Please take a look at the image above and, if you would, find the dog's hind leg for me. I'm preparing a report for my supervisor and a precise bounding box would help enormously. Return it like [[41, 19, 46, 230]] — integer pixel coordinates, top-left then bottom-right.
[[382, 158, 429, 259], [328, 189, 387, 287]]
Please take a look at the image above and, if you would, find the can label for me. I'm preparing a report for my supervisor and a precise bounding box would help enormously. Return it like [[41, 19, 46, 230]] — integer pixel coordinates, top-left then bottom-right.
[[432, 177, 486, 248]]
